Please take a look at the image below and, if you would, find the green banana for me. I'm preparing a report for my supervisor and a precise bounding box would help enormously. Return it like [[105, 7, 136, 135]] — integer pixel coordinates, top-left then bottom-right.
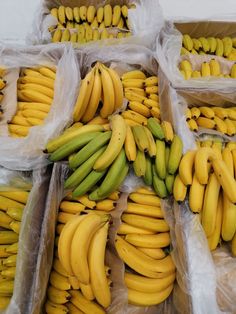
[[165, 146, 170, 169], [167, 135, 183, 175], [97, 149, 127, 199], [72, 169, 107, 198], [49, 132, 101, 161], [155, 140, 166, 179], [64, 146, 106, 189], [132, 126, 149, 152], [147, 118, 164, 140], [144, 156, 153, 186], [165, 174, 175, 194], [69, 131, 111, 169], [133, 150, 146, 177], [152, 165, 168, 198]]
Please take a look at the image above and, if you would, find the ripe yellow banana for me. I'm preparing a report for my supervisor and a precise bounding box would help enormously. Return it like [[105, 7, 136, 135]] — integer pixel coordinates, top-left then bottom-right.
[[112, 5, 121, 26], [47, 285, 70, 305], [173, 174, 187, 202], [182, 34, 193, 51], [209, 59, 221, 76], [58, 6, 66, 24], [45, 301, 68, 313], [129, 192, 160, 206], [194, 147, 217, 184], [49, 271, 71, 291], [70, 290, 105, 314], [122, 70, 146, 80], [125, 232, 170, 248], [137, 247, 166, 259], [104, 4, 112, 27], [187, 119, 198, 132], [201, 62, 211, 77], [124, 124, 137, 162], [125, 202, 163, 218], [197, 117, 215, 129], [128, 101, 150, 117], [106, 66, 123, 110]]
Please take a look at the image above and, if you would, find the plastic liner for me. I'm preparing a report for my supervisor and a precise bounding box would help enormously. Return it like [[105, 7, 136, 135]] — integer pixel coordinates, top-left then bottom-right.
[[0, 43, 79, 171], [156, 20, 236, 89], [29, 0, 163, 50], [0, 165, 51, 314]]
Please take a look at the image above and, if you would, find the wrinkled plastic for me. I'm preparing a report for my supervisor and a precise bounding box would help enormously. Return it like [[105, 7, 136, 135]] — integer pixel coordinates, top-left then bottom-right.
[[0, 43, 80, 171], [0, 166, 51, 314], [156, 20, 236, 89], [29, 0, 163, 49]]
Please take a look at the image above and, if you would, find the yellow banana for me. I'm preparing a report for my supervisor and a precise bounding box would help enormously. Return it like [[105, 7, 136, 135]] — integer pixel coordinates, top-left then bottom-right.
[[122, 70, 146, 80], [129, 192, 160, 206], [199, 37, 210, 52], [106, 66, 123, 110], [87, 6, 96, 23], [173, 174, 187, 202], [191, 70, 201, 78], [128, 101, 150, 117], [104, 4, 112, 27], [58, 6, 66, 25], [47, 285, 70, 305], [117, 222, 155, 235], [187, 119, 198, 132], [190, 107, 201, 119], [182, 34, 193, 51], [70, 290, 105, 314], [79, 6, 87, 21], [97, 7, 104, 23], [225, 118, 236, 136], [45, 301, 68, 313], [201, 62, 211, 77], [0, 296, 10, 309], [80, 282, 95, 301], [179, 150, 196, 185], [196, 117, 215, 129], [194, 147, 217, 184], [137, 247, 166, 259], [212, 107, 228, 119], [216, 38, 224, 56], [9, 221, 21, 234], [179, 60, 192, 79], [209, 59, 221, 76], [61, 29, 71, 42], [125, 202, 163, 218], [73, 7, 80, 23], [125, 232, 170, 248], [49, 271, 71, 291], [112, 5, 121, 26], [161, 121, 174, 143]]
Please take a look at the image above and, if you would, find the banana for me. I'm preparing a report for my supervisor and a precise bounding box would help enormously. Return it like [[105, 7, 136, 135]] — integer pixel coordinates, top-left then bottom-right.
[[53, 258, 68, 277], [70, 214, 109, 284], [201, 173, 220, 237], [115, 236, 175, 277], [225, 118, 236, 136], [221, 192, 236, 241], [125, 232, 170, 248], [10, 221, 20, 234], [173, 174, 187, 202], [190, 107, 200, 119], [167, 135, 183, 175], [79, 282, 94, 301], [125, 202, 163, 218], [21, 109, 48, 120], [207, 37, 217, 53], [197, 117, 215, 129], [100, 28, 109, 40], [215, 38, 224, 56], [57, 212, 74, 224], [213, 107, 228, 119], [50, 8, 58, 20], [129, 101, 150, 117], [47, 285, 70, 305], [144, 98, 159, 108], [94, 115, 126, 171], [122, 110, 147, 125], [209, 59, 221, 76], [88, 222, 111, 307], [146, 86, 158, 94], [125, 87, 146, 96], [122, 79, 145, 89], [86, 6, 96, 23], [207, 192, 223, 250], [181, 47, 190, 55], [95, 200, 115, 211], [137, 247, 166, 259], [191, 70, 201, 78], [147, 117, 164, 139], [214, 116, 227, 134], [69, 195, 96, 209], [145, 76, 158, 87], [104, 4, 112, 27], [45, 301, 68, 313], [152, 166, 167, 198], [127, 284, 174, 306], [0, 280, 14, 296], [73, 7, 80, 23], [124, 272, 175, 293], [20, 75, 55, 89], [201, 62, 211, 77], [95, 149, 128, 199], [179, 60, 192, 80], [49, 271, 71, 291], [68, 276, 80, 290], [182, 34, 193, 51], [2, 254, 17, 267], [199, 107, 215, 119], [79, 6, 87, 21], [161, 121, 174, 143], [91, 18, 98, 29], [231, 64, 236, 78], [131, 125, 149, 152], [122, 213, 169, 233], [0, 245, 11, 258], [87, 116, 108, 125], [124, 91, 146, 103], [112, 5, 121, 26], [143, 126, 156, 157], [129, 192, 160, 206], [125, 125, 137, 161], [46, 124, 104, 153], [106, 66, 123, 110], [61, 29, 71, 42], [222, 37, 233, 57], [155, 140, 166, 179], [212, 158, 236, 203], [122, 70, 146, 80], [58, 6, 66, 25], [144, 155, 153, 186], [118, 223, 155, 235], [194, 147, 217, 184], [70, 290, 105, 314], [132, 149, 145, 177], [228, 109, 236, 120], [20, 89, 52, 105], [58, 215, 86, 276], [66, 302, 84, 313], [97, 7, 104, 23], [187, 119, 198, 132], [198, 37, 210, 52], [73, 68, 95, 122], [179, 150, 196, 185]]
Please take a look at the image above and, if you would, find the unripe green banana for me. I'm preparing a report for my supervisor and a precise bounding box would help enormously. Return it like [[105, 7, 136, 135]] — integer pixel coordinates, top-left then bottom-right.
[[147, 118, 164, 140], [152, 165, 167, 198], [165, 174, 175, 194], [72, 169, 107, 198], [132, 125, 149, 152], [155, 140, 166, 179], [50, 132, 101, 162], [133, 150, 146, 177], [64, 146, 106, 189], [144, 156, 153, 186], [69, 131, 111, 169], [167, 135, 183, 175]]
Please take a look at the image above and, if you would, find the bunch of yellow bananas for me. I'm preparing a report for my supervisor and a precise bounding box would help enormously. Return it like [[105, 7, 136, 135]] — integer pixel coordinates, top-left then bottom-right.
[[173, 141, 236, 255], [8, 66, 56, 138], [115, 187, 175, 306], [0, 68, 6, 120], [45, 192, 116, 314], [182, 34, 236, 61], [0, 186, 30, 309], [46, 115, 128, 200], [50, 4, 134, 43], [180, 59, 236, 80], [121, 70, 160, 125], [186, 106, 236, 136], [73, 62, 124, 122]]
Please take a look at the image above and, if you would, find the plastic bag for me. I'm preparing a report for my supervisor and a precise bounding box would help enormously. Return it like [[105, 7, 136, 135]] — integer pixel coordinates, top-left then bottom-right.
[[156, 20, 236, 89], [0, 43, 80, 171], [28, 0, 163, 50], [0, 166, 51, 314]]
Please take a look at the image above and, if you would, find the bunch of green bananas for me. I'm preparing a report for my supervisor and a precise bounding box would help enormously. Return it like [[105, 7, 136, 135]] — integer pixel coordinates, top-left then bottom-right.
[[182, 34, 236, 61], [130, 117, 183, 198], [0, 187, 30, 310], [50, 4, 134, 43], [47, 115, 128, 200]]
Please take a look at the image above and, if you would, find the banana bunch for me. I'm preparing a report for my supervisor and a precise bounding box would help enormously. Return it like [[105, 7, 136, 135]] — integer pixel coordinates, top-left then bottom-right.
[[50, 4, 135, 44], [0, 67, 7, 121], [73, 62, 123, 123], [45, 192, 114, 314], [174, 142, 236, 255], [47, 115, 128, 199], [182, 34, 236, 61], [126, 116, 182, 198], [115, 187, 175, 306], [0, 186, 30, 309], [186, 106, 236, 136], [8, 66, 56, 138], [121, 70, 160, 125], [180, 59, 236, 80]]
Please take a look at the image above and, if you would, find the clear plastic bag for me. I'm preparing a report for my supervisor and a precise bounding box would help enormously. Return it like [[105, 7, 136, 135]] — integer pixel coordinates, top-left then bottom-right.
[[0, 166, 51, 314], [29, 0, 163, 49], [0, 43, 80, 171]]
